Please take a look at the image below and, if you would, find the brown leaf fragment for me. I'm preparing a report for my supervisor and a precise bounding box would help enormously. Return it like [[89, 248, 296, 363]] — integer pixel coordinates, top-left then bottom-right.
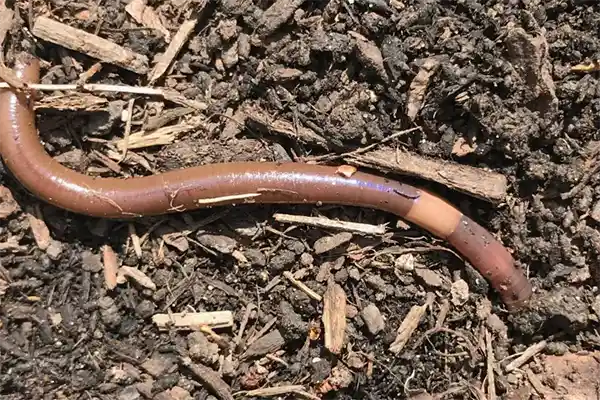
[[102, 245, 119, 290], [125, 0, 170, 41], [406, 57, 442, 121], [0, 185, 20, 218], [322, 279, 346, 354]]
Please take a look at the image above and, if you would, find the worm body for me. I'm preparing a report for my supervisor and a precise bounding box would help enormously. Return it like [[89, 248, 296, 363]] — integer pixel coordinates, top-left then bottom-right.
[[0, 54, 532, 309]]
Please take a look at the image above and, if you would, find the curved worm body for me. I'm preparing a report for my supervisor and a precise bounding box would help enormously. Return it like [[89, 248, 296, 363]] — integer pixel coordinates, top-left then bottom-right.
[[0, 54, 532, 309]]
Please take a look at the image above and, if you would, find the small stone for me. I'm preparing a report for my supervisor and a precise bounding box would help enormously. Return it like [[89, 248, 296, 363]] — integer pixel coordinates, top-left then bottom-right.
[[414, 268, 447, 289], [81, 250, 103, 272], [450, 279, 469, 305], [546, 341, 569, 355], [243, 248, 266, 267], [98, 296, 121, 328], [394, 253, 415, 271], [345, 304, 358, 318], [486, 313, 508, 338], [45, 239, 63, 260], [187, 332, 219, 365], [278, 301, 308, 342], [592, 295, 600, 318], [589, 201, 600, 222], [300, 252, 314, 266], [313, 232, 353, 254], [361, 303, 385, 334], [346, 352, 365, 369], [348, 268, 361, 281], [310, 358, 332, 384], [243, 330, 285, 359], [168, 387, 192, 400], [140, 354, 176, 378], [365, 274, 387, 292], [268, 249, 295, 272], [196, 233, 237, 254], [117, 386, 140, 400]]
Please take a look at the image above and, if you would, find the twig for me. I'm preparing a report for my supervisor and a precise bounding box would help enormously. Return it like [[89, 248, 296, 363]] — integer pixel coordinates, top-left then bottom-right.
[[503, 340, 547, 372], [485, 329, 496, 400], [273, 212, 387, 235], [118, 98, 135, 163], [0, 82, 208, 110], [283, 271, 322, 301], [152, 311, 234, 331]]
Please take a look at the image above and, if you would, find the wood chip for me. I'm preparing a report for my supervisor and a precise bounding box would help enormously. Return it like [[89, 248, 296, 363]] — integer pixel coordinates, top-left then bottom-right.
[[322, 279, 347, 354], [102, 244, 119, 290], [149, 17, 198, 83], [118, 266, 156, 290], [125, 0, 170, 41], [345, 148, 508, 203], [32, 16, 149, 75], [26, 205, 51, 251], [152, 311, 234, 331], [389, 293, 434, 353], [0, 185, 20, 218], [179, 356, 233, 400]]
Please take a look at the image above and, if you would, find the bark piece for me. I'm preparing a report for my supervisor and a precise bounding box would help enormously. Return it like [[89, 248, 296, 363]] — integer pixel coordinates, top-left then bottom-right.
[[346, 148, 508, 203], [32, 16, 148, 74]]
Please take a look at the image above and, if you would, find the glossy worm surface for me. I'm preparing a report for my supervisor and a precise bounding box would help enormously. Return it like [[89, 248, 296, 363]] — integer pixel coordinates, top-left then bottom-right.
[[0, 53, 532, 309]]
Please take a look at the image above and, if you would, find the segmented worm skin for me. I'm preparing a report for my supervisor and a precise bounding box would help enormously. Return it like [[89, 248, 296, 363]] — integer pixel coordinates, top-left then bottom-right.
[[0, 53, 532, 309]]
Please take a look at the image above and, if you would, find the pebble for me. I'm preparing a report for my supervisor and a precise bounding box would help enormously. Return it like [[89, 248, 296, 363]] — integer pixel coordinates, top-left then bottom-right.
[[187, 331, 219, 365], [313, 232, 353, 254], [414, 268, 447, 289], [278, 301, 308, 342], [140, 354, 176, 378], [361, 303, 385, 334]]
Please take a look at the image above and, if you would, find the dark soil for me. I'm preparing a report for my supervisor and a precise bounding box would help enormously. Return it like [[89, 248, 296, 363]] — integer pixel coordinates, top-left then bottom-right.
[[1, 0, 600, 399]]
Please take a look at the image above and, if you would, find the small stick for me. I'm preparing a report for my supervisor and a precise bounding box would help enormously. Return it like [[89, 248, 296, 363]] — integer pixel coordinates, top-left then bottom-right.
[[152, 311, 234, 331], [283, 271, 322, 301], [0, 82, 208, 111], [273, 212, 386, 235], [485, 329, 496, 400], [503, 340, 547, 372]]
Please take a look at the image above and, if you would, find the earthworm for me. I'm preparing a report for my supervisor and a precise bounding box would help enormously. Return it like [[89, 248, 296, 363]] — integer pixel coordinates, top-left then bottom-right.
[[0, 53, 532, 309]]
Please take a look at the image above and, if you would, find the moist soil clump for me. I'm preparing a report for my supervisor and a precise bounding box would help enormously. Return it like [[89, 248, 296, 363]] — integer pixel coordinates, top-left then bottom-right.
[[1, 1, 600, 399]]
